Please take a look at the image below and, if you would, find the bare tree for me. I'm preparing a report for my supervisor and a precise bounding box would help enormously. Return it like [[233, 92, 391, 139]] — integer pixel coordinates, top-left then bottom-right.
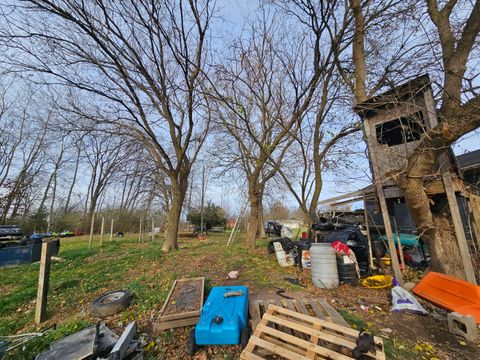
[[1, 0, 216, 251], [212, 3, 350, 247], [349, 0, 480, 279]]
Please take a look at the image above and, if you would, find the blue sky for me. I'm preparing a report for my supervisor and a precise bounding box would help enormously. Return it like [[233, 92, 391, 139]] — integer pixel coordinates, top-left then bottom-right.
[[199, 1, 480, 215]]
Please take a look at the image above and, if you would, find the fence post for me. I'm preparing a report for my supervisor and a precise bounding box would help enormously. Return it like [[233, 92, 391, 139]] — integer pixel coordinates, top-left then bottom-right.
[[110, 218, 114, 242], [151, 217, 155, 241], [88, 213, 95, 250], [100, 216, 105, 246], [35, 242, 52, 324]]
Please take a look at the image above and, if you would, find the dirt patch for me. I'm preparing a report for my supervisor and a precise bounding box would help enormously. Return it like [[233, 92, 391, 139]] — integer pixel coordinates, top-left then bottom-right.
[[162, 278, 203, 316]]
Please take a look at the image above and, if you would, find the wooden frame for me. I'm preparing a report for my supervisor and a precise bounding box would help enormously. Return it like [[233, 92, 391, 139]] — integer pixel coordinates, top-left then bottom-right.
[[154, 277, 205, 332], [242, 305, 386, 360]]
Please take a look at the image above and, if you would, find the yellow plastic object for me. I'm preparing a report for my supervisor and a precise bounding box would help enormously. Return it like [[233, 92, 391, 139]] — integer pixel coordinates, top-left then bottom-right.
[[362, 275, 393, 289]]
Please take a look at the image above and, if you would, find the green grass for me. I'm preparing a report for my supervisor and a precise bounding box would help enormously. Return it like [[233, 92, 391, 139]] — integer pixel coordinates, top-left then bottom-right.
[[0, 232, 297, 359]]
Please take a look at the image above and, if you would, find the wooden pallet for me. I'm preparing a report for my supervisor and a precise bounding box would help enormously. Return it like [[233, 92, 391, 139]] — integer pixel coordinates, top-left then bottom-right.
[[241, 304, 386, 360], [153, 277, 205, 333], [249, 298, 349, 332]]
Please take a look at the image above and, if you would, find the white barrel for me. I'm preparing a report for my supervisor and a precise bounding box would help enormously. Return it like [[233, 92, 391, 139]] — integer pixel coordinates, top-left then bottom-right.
[[310, 243, 339, 289]]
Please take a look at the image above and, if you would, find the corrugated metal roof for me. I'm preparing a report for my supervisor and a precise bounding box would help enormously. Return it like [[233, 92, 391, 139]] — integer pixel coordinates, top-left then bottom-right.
[[457, 149, 480, 170]]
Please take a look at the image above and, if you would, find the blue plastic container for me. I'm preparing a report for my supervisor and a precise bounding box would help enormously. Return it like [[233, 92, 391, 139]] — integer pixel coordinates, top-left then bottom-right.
[[195, 286, 248, 345]]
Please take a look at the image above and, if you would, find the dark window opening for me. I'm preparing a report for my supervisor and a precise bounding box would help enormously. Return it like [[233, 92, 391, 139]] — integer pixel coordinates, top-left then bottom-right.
[[375, 111, 425, 146]]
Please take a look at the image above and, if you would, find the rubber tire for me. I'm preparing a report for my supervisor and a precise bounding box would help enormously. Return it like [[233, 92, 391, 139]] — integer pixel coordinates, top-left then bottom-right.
[[240, 327, 250, 349], [186, 328, 197, 356], [89, 290, 133, 318]]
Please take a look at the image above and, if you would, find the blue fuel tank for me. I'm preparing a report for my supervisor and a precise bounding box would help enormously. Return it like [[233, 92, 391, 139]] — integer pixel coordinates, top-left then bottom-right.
[[195, 286, 248, 345]]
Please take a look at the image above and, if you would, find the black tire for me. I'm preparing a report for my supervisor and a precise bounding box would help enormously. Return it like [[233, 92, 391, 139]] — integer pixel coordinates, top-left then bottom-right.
[[186, 328, 196, 356], [89, 290, 133, 318], [240, 326, 250, 349]]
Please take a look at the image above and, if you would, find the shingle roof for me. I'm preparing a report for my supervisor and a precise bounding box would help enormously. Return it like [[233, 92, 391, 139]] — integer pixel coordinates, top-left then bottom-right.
[[457, 149, 480, 170]]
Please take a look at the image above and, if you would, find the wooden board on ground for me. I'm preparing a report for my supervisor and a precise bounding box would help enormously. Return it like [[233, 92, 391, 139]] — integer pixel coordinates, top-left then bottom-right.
[[154, 277, 204, 333], [242, 304, 386, 360]]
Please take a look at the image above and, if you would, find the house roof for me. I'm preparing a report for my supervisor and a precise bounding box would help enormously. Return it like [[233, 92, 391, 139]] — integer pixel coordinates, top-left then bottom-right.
[[353, 74, 431, 118], [457, 149, 480, 170]]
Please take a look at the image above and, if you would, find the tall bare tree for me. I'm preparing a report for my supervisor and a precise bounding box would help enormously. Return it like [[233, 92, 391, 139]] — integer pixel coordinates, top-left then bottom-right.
[[349, 0, 480, 279], [1, 0, 216, 251], [212, 3, 350, 247]]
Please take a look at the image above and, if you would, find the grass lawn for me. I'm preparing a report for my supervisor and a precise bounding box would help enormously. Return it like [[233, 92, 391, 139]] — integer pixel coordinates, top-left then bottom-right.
[[1, 232, 476, 359], [0, 232, 300, 359]]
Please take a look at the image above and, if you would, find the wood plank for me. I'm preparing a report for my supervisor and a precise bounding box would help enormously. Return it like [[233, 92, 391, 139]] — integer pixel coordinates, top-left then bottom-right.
[[443, 173, 476, 284], [249, 301, 262, 331], [153, 316, 199, 332], [307, 299, 326, 320], [306, 322, 322, 359], [240, 351, 265, 360], [159, 279, 178, 316], [160, 309, 201, 322], [317, 299, 350, 328], [35, 242, 52, 324], [470, 195, 480, 249], [292, 300, 310, 316], [283, 299, 297, 312], [249, 335, 311, 360], [375, 184, 404, 285], [256, 323, 353, 360]]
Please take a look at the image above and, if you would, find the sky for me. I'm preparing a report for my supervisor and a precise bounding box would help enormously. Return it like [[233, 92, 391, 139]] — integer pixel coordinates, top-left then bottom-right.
[[199, 1, 480, 216]]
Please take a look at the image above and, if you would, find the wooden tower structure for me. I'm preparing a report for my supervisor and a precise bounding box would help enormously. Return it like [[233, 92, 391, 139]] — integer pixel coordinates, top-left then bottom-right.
[[355, 75, 478, 284]]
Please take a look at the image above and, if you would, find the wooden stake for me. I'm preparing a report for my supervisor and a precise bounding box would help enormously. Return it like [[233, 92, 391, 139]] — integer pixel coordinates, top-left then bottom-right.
[[376, 184, 404, 285], [100, 216, 105, 246], [35, 242, 52, 324], [442, 173, 476, 284], [88, 213, 95, 250], [151, 217, 155, 241], [139, 218, 143, 242], [393, 217, 405, 269], [468, 194, 480, 249], [363, 198, 375, 270], [110, 218, 114, 242]]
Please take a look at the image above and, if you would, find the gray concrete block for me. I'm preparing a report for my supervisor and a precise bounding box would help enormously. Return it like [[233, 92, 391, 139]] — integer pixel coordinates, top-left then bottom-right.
[[447, 312, 478, 342]]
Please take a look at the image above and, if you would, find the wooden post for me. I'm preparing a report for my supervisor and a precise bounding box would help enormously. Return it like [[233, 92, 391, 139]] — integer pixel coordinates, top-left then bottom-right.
[[442, 173, 476, 284], [151, 217, 155, 242], [100, 216, 105, 246], [110, 218, 114, 242], [138, 218, 143, 242], [88, 213, 95, 250], [468, 194, 480, 249], [393, 217, 405, 269], [363, 198, 375, 270], [376, 184, 404, 285], [35, 242, 52, 324]]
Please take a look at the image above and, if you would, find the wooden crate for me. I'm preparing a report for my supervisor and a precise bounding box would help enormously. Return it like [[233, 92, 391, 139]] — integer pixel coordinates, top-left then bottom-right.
[[154, 277, 205, 332], [241, 304, 386, 360]]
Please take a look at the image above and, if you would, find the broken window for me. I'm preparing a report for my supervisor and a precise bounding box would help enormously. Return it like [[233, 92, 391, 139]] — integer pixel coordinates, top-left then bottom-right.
[[375, 111, 425, 146]]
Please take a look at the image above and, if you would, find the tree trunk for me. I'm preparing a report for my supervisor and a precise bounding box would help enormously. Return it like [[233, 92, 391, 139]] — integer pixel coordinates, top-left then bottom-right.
[[246, 185, 264, 248], [162, 175, 188, 252], [401, 177, 467, 279], [257, 189, 265, 238]]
